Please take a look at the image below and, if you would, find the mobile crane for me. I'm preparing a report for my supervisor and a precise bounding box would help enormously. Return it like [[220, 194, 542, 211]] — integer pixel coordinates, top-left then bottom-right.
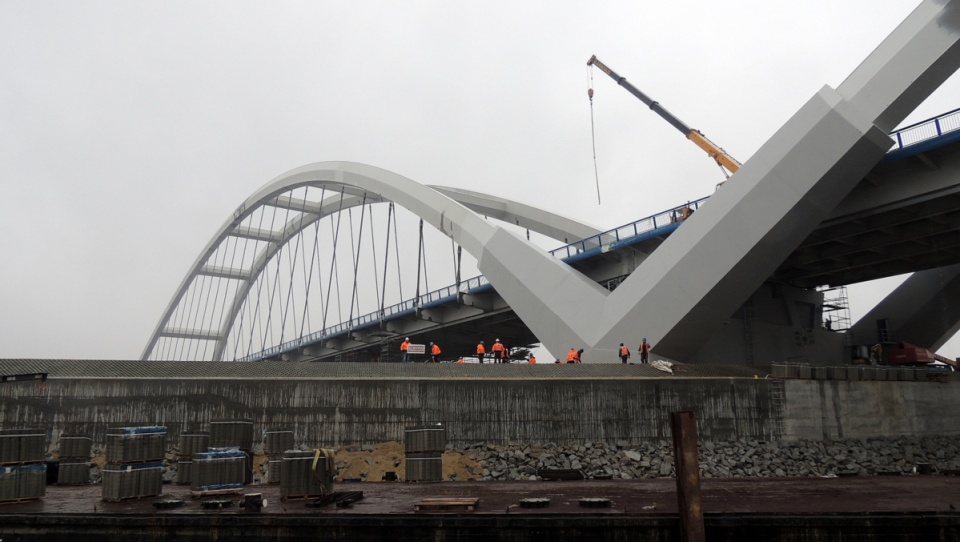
[[587, 55, 741, 178]]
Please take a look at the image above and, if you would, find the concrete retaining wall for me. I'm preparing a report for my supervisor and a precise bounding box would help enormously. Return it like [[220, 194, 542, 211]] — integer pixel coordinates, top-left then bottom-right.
[[1, 376, 958, 447], [2, 377, 783, 446], [782, 379, 960, 440]]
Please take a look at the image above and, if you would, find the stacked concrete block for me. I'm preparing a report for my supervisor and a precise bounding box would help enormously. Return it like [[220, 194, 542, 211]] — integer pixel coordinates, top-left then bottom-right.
[[101, 426, 166, 502], [0, 429, 45, 464], [57, 435, 92, 485], [264, 430, 294, 484], [0, 429, 47, 503], [0, 464, 46, 502], [210, 420, 253, 484], [192, 448, 247, 492], [101, 462, 162, 501], [176, 432, 209, 485], [280, 449, 334, 499], [405, 424, 445, 482]]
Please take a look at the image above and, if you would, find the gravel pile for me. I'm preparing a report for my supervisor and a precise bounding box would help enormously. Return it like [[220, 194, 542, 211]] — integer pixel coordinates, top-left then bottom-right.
[[461, 436, 960, 481]]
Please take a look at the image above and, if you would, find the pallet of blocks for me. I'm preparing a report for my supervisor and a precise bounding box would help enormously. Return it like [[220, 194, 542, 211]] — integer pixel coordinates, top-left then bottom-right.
[[57, 435, 92, 485], [280, 448, 334, 500], [191, 448, 247, 497], [263, 430, 294, 484], [0, 464, 47, 504], [101, 426, 166, 502], [176, 432, 210, 486], [209, 420, 254, 484], [0, 429, 47, 503]]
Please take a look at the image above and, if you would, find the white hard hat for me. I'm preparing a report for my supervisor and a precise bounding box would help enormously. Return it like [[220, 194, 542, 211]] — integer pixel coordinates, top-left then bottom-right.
[[405, 337, 410, 341]]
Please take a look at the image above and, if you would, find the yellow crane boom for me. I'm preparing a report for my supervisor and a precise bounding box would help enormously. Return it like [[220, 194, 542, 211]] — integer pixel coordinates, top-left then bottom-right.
[[587, 55, 741, 177]]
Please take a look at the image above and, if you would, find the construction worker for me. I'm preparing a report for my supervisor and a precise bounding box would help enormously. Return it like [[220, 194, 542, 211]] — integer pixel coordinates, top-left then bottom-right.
[[619, 343, 630, 364], [528, 354, 537, 364], [457, 357, 464, 364], [566, 348, 577, 363], [492, 338, 505, 363], [430, 342, 441, 363], [638, 338, 651, 364], [400, 337, 411, 363], [476, 341, 486, 364], [575, 348, 583, 364]]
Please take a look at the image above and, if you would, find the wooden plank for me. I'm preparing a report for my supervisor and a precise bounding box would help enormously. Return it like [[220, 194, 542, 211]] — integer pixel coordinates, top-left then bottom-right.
[[190, 487, 244, 498], [414, 497, 479, 512]]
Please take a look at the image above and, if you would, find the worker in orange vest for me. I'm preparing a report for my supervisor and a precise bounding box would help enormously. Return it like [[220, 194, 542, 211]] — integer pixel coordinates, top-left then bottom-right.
[[528, 354, 537, 364], [457, 357, 464, 364], [430, 342, 441, 363], [492, 339, 505, 363], [638, 338, 651, 364], [476, 341, 486, 364], [619, 343, 630, 364], [400, 337, 411, 363], [566, 348, 577, 363]]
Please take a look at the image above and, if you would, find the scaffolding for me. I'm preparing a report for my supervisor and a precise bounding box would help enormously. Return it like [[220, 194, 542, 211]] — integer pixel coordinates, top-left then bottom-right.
[[818, 285, 852, 333]]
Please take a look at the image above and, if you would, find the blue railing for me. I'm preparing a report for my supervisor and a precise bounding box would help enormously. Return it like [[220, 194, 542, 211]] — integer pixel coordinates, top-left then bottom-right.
[[890, 107, 960, 149], [239, 107, 960, 361]]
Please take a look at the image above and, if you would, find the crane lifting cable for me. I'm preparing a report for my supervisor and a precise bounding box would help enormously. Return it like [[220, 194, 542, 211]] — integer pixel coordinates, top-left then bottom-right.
[[587, 55, 741, 180], [588, 66, 602, 205]]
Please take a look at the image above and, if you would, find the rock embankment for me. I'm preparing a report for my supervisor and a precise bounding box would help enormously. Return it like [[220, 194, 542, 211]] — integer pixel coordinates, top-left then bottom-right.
[[461, 436, 960, 481], [71, 436, 960, 484]]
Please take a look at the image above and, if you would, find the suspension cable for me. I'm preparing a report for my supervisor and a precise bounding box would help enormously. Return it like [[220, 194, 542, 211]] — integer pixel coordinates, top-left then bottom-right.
[[367, 202, 381, 313], [198, 241, 228, 360], [455, 244, 462, 298], [322, 189, 346, 330], [244, 202, 272, 358], [216, 228, 242, 361], [299, 187, 326, 340], [392, 203, 403, 301], [347, 193, 368, 323], [278, 189, 310, 345], [420, 220, 429, 294], [414, 219, 424, 305], [588, 65, 602, 205], [247, 206, 267, 354], [259, 202, 289, 353], [379, 202, 394, 317]]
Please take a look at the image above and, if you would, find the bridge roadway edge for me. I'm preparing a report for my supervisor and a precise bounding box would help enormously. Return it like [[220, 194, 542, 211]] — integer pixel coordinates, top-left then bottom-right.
[[1, 360, 959, 446]]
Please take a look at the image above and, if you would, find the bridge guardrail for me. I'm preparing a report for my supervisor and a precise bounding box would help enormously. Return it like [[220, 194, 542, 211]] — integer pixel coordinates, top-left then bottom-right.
[[891, 107, 960, 149]]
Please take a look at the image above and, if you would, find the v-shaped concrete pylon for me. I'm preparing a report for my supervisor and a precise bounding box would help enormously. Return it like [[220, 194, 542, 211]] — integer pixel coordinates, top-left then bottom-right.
[[477, 0, 960, 362]]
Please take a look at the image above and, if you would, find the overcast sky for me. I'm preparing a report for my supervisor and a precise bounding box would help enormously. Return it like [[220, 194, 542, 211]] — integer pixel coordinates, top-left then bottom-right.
[[1, 1, 958, 360]]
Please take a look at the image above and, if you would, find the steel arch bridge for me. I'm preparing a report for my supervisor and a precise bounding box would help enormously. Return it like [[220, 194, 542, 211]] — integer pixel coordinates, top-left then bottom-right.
[[141, 161, 606, 362], [143, 1, 960, 364]]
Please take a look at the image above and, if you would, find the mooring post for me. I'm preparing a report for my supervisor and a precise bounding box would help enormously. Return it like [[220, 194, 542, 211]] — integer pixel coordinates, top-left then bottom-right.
[[670, 410, 705, 542]]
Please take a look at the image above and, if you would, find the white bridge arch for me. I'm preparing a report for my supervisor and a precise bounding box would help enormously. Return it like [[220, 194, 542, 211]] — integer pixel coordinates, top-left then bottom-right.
[[141, 161, 603, 362]]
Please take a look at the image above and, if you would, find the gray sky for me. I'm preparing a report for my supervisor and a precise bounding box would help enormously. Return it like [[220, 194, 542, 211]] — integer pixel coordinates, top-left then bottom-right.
[[1, 1, 958, 360]]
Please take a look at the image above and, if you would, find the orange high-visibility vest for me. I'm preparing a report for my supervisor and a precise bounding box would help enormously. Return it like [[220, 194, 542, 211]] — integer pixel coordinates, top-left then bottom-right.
[[400, 340, 410, 352], [457, 358, 464, 364], [620, 345, 629, 357], [492, 342, 505, 353], [432, 344, 441, 355], [566, 349, 576, 362], [528, 356, 536, 364], [476, 343, 485, 354]]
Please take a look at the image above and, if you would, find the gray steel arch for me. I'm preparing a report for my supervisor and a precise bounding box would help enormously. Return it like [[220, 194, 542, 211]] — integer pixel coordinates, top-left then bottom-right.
[[141, 162, 601, 361]]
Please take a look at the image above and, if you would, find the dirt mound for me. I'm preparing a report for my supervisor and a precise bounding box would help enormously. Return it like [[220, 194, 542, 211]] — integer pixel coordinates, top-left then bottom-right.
[[334, 441, 481, 482]]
